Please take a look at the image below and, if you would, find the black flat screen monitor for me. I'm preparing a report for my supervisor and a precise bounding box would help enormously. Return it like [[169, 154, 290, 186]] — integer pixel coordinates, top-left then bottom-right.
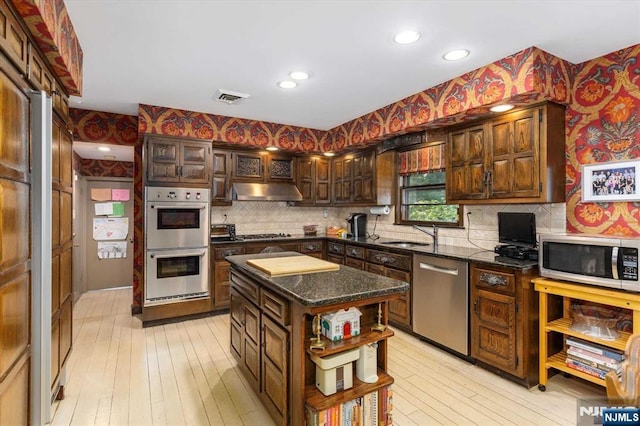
[[498, 212, 537, 248]]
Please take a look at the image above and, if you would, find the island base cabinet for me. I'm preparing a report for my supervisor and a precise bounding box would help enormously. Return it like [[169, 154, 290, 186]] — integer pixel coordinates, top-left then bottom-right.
[[261, 315, 289, 425], [228, 257, 406, 425], [230, 289, 260, 392]]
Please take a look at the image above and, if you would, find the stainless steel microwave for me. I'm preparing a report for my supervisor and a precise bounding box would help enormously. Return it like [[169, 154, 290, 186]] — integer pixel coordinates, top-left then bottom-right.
[[539, 234, 640, 292]]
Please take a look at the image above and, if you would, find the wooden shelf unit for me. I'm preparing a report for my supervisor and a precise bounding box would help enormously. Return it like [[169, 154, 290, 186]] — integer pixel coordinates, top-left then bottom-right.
[[299, 300, 395, 425], [533, 278, 640, 390], [306, 328, 394, 358], [305, 370, 394, 412]]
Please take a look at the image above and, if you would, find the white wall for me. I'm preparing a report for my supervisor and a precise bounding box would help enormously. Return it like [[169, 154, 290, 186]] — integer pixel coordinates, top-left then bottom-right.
[[212, 202, 566, 249]]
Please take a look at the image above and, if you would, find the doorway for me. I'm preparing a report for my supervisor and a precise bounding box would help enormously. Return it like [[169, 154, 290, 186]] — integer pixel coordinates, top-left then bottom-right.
[[74, 178, 134, 294]]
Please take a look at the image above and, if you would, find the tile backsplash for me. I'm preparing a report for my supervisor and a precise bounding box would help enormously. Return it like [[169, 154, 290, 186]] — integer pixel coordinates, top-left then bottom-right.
[[212, 202, 566, 249]]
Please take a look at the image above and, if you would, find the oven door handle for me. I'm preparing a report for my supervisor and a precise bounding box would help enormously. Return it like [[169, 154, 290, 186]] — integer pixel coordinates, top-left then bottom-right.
[[150, 250, 207, 259], [150, 203, 207, 209]]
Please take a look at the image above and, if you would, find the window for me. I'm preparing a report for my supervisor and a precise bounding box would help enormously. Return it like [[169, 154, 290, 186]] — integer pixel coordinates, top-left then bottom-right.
[[399, 171, 461, 225], [396, 142, 461, 226]]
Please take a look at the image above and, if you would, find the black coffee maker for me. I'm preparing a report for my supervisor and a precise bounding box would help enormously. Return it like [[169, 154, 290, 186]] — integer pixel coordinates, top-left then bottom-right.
[[346, 213, 367, 238]]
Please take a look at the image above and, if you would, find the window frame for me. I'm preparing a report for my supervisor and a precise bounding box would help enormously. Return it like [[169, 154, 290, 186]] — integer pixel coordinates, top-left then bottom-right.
[[394, 141, 463, 227]]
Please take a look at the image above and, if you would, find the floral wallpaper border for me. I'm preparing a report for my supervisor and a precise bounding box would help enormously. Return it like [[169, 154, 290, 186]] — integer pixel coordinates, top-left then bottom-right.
[[12, 0, 83, 95]]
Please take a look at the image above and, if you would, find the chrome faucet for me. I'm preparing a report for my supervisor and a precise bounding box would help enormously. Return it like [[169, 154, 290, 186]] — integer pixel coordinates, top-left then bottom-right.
[[413, 225, 438, 248]]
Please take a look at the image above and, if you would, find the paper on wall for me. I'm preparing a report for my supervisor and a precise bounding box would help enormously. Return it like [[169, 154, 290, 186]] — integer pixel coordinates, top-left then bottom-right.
[[112, 189, 130, 201], [91, 188, 111, 201], [110, 202, 125, 217], [94, 202, 114, 216], [93, 217, 128, 240], [97, 241, 127, 259]]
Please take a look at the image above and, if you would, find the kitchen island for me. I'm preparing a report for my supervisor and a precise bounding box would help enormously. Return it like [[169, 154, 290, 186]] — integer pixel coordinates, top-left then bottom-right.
[[226, 251, 409, 425]]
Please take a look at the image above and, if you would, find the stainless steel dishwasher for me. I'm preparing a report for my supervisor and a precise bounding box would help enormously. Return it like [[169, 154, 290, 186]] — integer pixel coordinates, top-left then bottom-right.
[[412, 254, 469, 356]]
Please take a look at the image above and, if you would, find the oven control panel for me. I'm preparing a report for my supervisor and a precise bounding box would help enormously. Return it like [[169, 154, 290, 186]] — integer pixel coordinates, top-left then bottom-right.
[[146, 187, 210, 202]]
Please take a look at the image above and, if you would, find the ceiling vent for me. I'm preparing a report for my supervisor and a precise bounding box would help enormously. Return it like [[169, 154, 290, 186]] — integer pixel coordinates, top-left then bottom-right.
[[215, 89, 250, 104]]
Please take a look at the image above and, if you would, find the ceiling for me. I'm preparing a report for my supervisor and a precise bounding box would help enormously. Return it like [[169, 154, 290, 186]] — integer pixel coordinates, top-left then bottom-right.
[[65, 1, 640, 132], [73, 141, 134, 162]]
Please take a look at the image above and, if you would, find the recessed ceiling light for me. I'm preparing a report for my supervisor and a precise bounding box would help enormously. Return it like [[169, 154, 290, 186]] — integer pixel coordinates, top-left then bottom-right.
[[393, 30, 420, 45], [490, 104, 515, 113], [323, 152, 335, 157], [98, 146, 111, 152], [443, 49, 470, 61], [278, 80, 297, 89], [266, 147, 278, 151], [289, 71, 309, 80]]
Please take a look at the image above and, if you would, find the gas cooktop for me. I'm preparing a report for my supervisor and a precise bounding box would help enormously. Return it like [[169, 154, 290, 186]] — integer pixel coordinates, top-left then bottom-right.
[[236, 233, 292, 240]]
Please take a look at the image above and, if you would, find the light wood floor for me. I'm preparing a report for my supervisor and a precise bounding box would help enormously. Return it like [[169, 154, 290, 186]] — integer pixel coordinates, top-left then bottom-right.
[[51, 288, 605, 425]]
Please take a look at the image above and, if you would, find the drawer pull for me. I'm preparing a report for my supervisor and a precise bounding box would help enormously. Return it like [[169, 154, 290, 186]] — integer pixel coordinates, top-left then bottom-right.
[[419, 262, 459, 276], [479, 272, 508, 287], [374, 254, 396, 264]]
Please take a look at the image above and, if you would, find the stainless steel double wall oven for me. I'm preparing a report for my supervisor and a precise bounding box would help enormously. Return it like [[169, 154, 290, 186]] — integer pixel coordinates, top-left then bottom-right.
[[145, 187, 210, 305]]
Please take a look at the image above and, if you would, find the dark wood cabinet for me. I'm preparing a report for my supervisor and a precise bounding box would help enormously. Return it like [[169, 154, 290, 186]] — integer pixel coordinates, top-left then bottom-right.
[[298, 240, 324, 259], [212, 245, 245, 310], [230, 288, 261, 392], [267, 155, 295, 182], [331, 149, 393, 206], [261, 310, 289, 424], [448, 124, 486, 200], [230, 272, 290, 425], [27, 44, 54, 95], [470, 262, 542, 386], [296, 156, 331, 205], [332, 156, 352, 203], [51, 113, 73, 399], [212, 150, 232, 205], [233, 151, 264, 180], [447, 102, 565, 204], [231, 150, 295, 183], [365, 249, 412, 329], [229, 261, 399, 426], [146, 136, 212, 185], [326, 241, 345, 265], [213, 241, 319, 310], [344, 244, 365, 270], [326, 240, 412, 328], [0, 1, 28, 74]]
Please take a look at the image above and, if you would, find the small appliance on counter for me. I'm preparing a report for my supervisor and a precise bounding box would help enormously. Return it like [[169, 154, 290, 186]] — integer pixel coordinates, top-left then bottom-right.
[[346, 213, 367, 238], [211, 223, 236, 241]]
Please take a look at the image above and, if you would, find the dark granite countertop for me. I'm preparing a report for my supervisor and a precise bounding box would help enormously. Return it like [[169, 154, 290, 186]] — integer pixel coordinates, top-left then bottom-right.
[[225, 251, 409, 307], [214, 234, 538, 271]]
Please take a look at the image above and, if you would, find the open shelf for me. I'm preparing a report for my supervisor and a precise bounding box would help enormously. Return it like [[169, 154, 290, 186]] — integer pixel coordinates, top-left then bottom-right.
[[545, 317, 629, 351], [306, 328, 394, 357], [546, 351, 606, 386], [305, 369, 393, 412]]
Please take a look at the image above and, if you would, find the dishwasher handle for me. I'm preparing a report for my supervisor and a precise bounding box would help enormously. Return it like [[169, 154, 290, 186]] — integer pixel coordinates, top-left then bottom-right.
[[419, 262, 459, 276]]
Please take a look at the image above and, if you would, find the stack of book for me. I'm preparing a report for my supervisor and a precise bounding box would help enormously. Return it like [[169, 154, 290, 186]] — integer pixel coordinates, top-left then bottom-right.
[[565, 337, 625, 380], [306, 387, 393, 426]]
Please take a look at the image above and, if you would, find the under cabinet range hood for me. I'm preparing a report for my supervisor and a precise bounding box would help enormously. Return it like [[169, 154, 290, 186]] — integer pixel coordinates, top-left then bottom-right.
[[232, 182, 303, 201]]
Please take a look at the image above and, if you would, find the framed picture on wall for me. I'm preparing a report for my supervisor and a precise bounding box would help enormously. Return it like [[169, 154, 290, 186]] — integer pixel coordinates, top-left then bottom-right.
[[581, 160, 639, 202]]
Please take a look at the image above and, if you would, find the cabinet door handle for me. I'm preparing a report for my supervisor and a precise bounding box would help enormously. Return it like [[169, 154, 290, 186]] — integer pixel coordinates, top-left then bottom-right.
[[473, 298, 479, 315]]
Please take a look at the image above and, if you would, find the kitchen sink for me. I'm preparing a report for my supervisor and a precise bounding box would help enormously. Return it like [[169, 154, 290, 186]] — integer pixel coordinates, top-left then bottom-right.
[[380, 241, 429, 248]]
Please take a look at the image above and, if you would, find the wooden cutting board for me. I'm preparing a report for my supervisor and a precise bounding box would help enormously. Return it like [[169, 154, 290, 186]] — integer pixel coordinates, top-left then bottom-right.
[[247, 255, 340, 277]]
